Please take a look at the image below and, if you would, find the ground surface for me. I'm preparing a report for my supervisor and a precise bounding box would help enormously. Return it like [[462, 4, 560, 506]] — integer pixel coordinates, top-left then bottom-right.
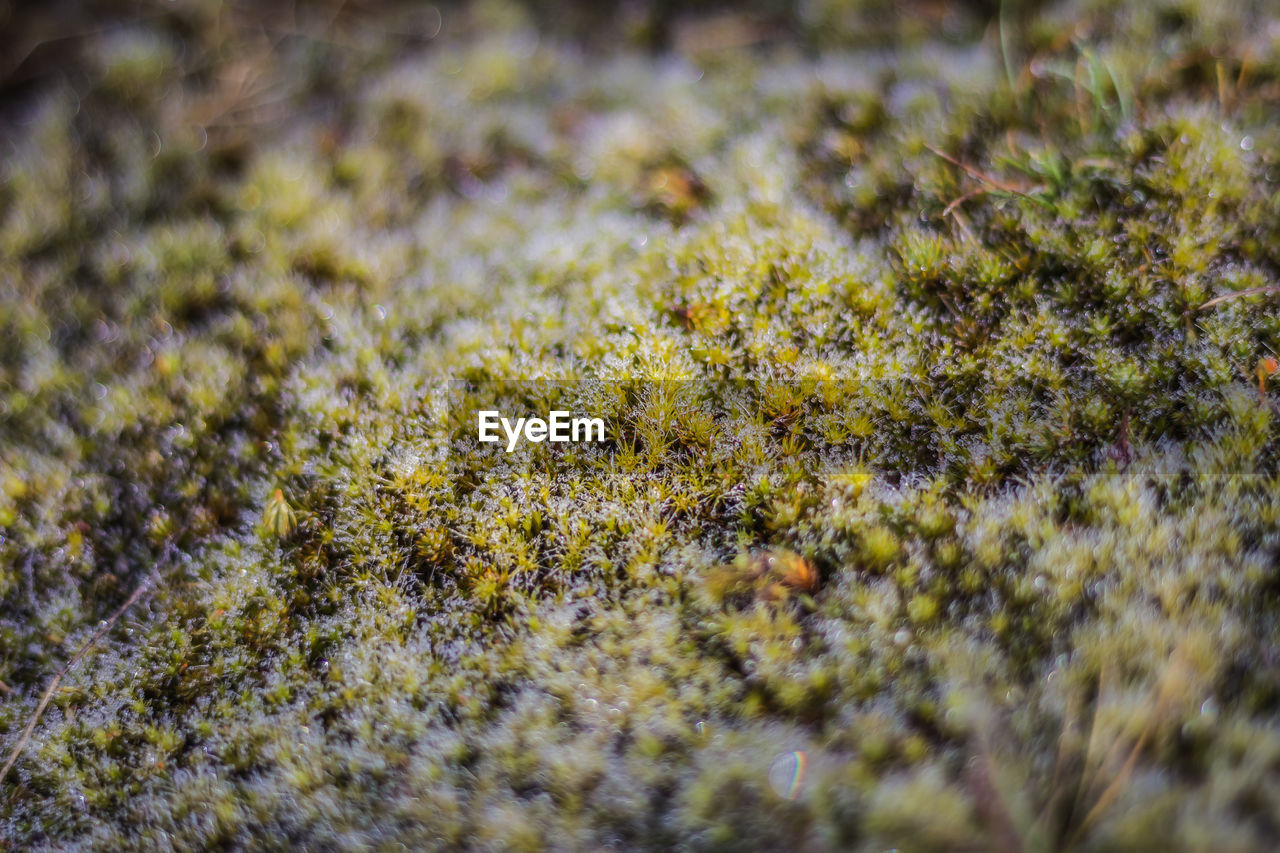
[[3, 0, 1280, 849]]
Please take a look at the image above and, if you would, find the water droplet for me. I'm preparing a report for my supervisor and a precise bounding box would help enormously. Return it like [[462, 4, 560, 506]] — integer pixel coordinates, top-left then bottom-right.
[[768, 751, 807, 800]]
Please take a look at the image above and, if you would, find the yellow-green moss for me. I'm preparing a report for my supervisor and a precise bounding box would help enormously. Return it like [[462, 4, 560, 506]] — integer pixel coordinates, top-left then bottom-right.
[[3, 0, 1280, 849]]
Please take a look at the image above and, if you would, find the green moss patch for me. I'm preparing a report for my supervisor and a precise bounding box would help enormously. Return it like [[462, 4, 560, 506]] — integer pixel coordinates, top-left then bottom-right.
[[3, 0, 1280, 848]]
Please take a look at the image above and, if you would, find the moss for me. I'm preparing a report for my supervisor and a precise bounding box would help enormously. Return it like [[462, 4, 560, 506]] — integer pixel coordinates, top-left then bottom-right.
[[3, 0, 1280, 849]]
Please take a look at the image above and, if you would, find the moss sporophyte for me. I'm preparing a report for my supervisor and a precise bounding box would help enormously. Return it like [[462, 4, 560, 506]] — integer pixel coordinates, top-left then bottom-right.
[[261, 489, 297, 539]]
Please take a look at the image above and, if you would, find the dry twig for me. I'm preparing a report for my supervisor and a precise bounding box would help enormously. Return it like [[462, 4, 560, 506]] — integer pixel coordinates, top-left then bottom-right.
[[0, 571, 159, 787], [925, 144, 1033, 195], [1198, 286, 1280, 311]]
